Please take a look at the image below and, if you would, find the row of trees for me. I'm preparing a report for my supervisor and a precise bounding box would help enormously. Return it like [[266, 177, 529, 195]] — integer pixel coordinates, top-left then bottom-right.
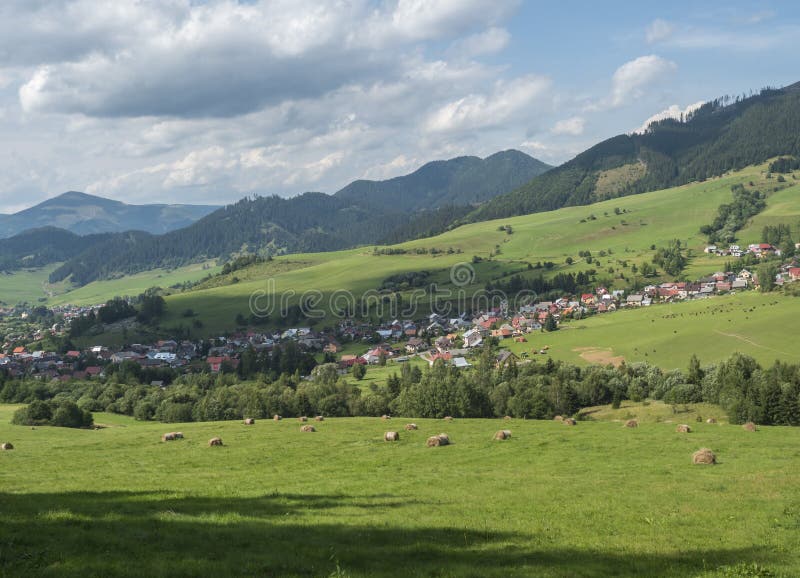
[[5, 350, 800, 427], [700, 184, 766, 244]]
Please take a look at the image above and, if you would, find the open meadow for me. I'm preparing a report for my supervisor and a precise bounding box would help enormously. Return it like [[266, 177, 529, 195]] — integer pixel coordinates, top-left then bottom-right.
[[1, 404, 799, 577]]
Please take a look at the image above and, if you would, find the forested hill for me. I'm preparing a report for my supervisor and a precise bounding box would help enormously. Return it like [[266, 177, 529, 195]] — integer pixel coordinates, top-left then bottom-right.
[[470, 82, 800, 221], [335, 150, 551, 211], [44, 151, 549, 286], [0, 191, 218, 239]]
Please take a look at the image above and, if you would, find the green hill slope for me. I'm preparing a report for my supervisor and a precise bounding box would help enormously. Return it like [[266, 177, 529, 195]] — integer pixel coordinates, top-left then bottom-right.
[[470, 83, 800, 222]]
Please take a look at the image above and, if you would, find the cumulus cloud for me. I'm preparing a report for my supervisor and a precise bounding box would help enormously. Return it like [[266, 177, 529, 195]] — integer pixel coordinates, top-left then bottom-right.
[[425, 75, 551, 133], [645, 19, 674, 44], [609, 55, 677, 107], [448, 27, 510, 58], [632, 101, 705, 134], [551, 116, 584, 136]]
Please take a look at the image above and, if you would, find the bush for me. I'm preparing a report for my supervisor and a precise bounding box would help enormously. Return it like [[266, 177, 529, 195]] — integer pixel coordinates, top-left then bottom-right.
[[52, 401, 94, 428], [11, 400, 92, 428]]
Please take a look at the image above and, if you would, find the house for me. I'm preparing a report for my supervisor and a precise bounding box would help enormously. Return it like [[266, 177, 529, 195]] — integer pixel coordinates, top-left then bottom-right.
[[463, 328, 483, 348], [452, 357, 472, 369], [428, 351, 452, 366], [435, 336, 453, 351], [704, 245, 718, 254], [788, 268, 800, 282], [739, 269, 753, 280], [405, 337, 426, 353], [490, 327, 512, 339], [323, 341, 342, 354], [495, 350, 518, 368], [207, 356, 238, 372], [626, 294, 644, 307], [85, 366, 103, 377]]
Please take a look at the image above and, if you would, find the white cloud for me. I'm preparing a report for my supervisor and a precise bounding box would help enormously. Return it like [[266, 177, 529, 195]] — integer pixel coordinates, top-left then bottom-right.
[[633, 101, 705, 134], [448, 27, 510, 58], [610, 55, 677, 107], [551, 116, 584, 136], [645, 19, 674, 44], [425, 75, 551, 133]]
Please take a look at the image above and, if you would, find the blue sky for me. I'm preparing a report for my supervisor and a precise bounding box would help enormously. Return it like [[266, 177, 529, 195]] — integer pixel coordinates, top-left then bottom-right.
[[0, 0, 798, 212]]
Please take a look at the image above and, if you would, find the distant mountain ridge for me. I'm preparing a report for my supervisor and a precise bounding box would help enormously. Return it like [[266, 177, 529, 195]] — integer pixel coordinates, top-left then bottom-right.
[[0, 150, 551, 285], [0, 191, 219, 239]]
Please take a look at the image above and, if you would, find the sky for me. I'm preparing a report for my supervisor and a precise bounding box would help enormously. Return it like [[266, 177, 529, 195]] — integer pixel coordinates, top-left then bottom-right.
[[0, 1, 798, 213]]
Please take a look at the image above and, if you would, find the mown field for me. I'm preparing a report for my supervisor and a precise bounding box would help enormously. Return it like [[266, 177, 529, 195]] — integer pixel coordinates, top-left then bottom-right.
[[505, 291, 800, 370], [1, 404, 798, 577]]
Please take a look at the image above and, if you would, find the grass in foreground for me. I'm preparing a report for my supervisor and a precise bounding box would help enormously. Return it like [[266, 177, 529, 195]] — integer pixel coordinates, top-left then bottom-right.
[[0, 405, 798, 577]]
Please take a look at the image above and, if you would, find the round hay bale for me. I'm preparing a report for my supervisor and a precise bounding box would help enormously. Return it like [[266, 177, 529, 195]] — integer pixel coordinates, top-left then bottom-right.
[[175, 432, 184, 439], [692, 448, 716, 465], [384, 431, 399, 442], [161, 432, 176, 442], [244, 418, 255, 425], [298, 416, 308, 422], [443, 416, 454, 421], [1, 442, 14, 450], [381, 414, 391, 420], [553, 415, 563, 422], [314, 416, 325, 422], [625, 419, 638, 428], [208, 437, 223, 447], [273, 414, 282, 421], [405, 423, 418, 431], [563, 418, 577, 426], [300, 425, 316, 432], [706, 417, 717, 424], [493, 429, 511, 440], [426, 434, 450, 447], [503, 415, 512, 420], [676, 424, 692, 433], [742, 421, 757, 432]]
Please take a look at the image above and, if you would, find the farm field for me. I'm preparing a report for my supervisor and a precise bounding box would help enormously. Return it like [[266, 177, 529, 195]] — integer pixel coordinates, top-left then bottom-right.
[[504, 291, 800, 370], [0, 265, 58, 305], [0, 404, 798, 577]]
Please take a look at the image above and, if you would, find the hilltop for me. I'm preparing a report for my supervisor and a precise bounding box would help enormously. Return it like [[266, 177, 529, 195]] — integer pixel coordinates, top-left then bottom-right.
[[0, 191, 218, 239], [469, 82, 800, 221]]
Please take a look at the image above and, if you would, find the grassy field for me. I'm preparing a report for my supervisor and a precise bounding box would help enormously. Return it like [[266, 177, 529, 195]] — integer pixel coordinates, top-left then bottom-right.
[[504, 291, 800, 370], [154, 165, 786, 334], [0, 265, 58, 305], [1, 404, 798, 577]]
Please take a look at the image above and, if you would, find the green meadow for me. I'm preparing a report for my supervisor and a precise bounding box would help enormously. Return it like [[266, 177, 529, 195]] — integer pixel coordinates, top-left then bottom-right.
[[505, 291, 800, 370], [155, 165, 785, 333], [1, 404, 798, 577]]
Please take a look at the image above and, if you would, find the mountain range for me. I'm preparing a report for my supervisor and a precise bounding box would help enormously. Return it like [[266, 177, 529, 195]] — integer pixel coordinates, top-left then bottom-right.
[[0, 151, 551, 284], [0, 191, 219, 239], [3, 80, 800, 289]]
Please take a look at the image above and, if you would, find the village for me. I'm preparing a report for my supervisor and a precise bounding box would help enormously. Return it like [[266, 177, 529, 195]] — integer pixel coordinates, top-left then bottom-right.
[[2, 255, 800, 384]]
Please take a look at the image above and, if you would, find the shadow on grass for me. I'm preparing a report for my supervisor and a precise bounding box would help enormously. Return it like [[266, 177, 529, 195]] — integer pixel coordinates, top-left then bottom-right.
[[0, 491, 783, 577]]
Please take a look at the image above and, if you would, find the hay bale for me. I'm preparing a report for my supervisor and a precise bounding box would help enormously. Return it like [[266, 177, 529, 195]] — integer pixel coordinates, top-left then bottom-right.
[[208, 437, 223, 447], [503, 415, 512, 420], [676, 424, 692, 433], [381, 414, 391, 420], [563, 418, 577, 426], [426, 433, 450, 447], [625, 419, 638, 428], [273, 414, 282, 421], [300, 425, 316, 432], [298, 416, 308, 422], [162, 432, 176, 442], [384, 431, 400, 442], [493, 429, 511, 440], [706, 417, 717, 424], [553, 415, 564, 422], [244, 418, 255, 425], [405, 423, 418, 431], [314, 416, 325, 422], [443, 416, 454, 421], [1, 442, 13, 450], [175, 432, 184, 439], [742, 421, 757, 432], [692, 448, 716, 465]]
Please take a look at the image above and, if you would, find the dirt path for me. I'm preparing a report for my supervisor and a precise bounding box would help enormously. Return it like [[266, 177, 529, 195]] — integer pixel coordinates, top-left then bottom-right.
[[573, 347, 625, 367], [713, 330, 792, 357]]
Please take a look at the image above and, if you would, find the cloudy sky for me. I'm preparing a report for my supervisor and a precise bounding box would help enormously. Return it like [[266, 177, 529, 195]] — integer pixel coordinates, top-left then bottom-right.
[[1, 1, 798, 212]]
